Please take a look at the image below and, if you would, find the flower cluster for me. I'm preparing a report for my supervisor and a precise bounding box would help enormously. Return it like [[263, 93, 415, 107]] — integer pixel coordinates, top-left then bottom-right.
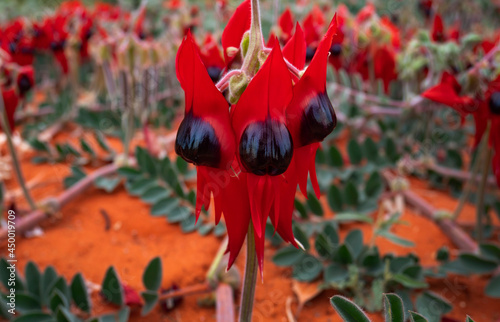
[[175, 0, 338, 273]]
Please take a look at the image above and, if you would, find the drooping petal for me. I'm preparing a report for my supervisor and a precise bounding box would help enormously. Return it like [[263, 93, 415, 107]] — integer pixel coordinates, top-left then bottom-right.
[[431, 14, 446, 42], [1, 87, 19, 132], [286, 16, 337, 198], [283, 23, 306, 71], [221, 0, 251, 67], [286, 15, 338, 148], [175, 31, 235, 170], [279, 8, 294, 43], [373, 46, 397, 94]]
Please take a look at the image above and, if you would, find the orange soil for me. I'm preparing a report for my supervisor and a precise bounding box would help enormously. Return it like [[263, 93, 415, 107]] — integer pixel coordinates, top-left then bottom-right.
[[2, 128, 500, 322]]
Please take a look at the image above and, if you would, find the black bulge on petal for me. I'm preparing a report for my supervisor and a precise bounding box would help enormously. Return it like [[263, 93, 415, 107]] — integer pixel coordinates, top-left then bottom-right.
[[306, 47, 316, 62], [18, 74, 33, 96], [299, 92, 336, 146], [206, 67, 222, 83], [329, 43, 342, 57], [490, 91, 500, 115], [175, 111, 221, 168], [239, 118, 293, 176]]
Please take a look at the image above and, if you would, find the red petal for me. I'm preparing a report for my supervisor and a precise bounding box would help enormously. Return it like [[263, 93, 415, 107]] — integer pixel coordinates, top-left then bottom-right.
[[1, 88, 19, 132], [123, 284, 142, 307], [221, 0, 251, 66], [283, 23, 306, 70], [231, 42, 293, 141], [431, 14, 445, 41], [200, 33, 225, 69], [222, 172, 251, 269], [294, 143, 320, 199], [176, 31, 236, 168], [373, 46, 397, 94], [279, 8, 294, 42]]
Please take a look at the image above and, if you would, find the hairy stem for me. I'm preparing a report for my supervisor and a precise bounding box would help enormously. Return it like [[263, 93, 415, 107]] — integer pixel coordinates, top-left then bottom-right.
[[0, 94, 37, 211], [238, 225, 258, 322], [240, 0, 263, 77]]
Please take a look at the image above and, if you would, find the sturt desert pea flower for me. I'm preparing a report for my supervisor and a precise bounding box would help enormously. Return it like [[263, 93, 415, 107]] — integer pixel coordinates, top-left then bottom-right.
[[303, 5, 326, 61], [175, 31, 236, 223], [198, 34, 226, 83], [277, 8, 294, 44], [1, 86, 19, 133], [16, 65, 35, 98], [431, 14, 460, 43], [421, 71, 474, 116], [230, 43, 296, 272], [286, 16, 338, 198], [221, 0, 251, 67]]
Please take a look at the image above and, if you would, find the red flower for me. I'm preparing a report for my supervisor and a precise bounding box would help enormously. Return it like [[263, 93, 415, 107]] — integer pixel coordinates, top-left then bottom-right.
[[175, 31, 236, 220], [431, 14, 459, 43], [286, 16, 337, 198], [373, 46, 398, 93], [1, 87, 19, 132], [198, 34, 226, 82], [221, 0, 251, 67], [278, 8, 294, 44], [230, 43, 295, 271], [356, 2, 376, 24], [421, 71, 474, 116], [16, 65, 35, 98]]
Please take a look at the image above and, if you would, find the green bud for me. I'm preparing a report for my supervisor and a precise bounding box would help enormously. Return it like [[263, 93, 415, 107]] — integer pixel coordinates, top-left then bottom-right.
[[228, 73, 249, 104]]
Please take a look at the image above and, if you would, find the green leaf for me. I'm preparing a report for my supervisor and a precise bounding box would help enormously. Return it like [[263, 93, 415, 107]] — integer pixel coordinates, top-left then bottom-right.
[[197, 223, 213, 236], [385, 138, 399, 162], [272, 246, 305, 266], [15, 292, 41, 314], [150, 197, 180, 216], [127, 177, 157, 196], [29, 138, 50, 153], [365, 172, 383, 198], [292, 255, 322, 282], [11, 312, 53, 322], [363, 138, 379, 163], [71, 273, 91, 313], [324, 264, 349, 284], [41, 266, 58, 305], [465, 316, 476, 322], [344, 182, 359, 207], [94, 132, 113, 153], [175, 157, 189, 174], [345, 229, 363, 259], [377, 230, 415, 247], [80, 138, 96, 158], [306, 192, 323, 216], [25, 261, 42, 299], [330, 295, 370, 322], [335, 213, 373, 223], [294, 199, 308, 218], [293, 225, 310, 250], [324, 224, 339, 245], [143, 257, 162, 291], [141, 185, 169, 204], [383, 293, 404, 322], [167, 206, 191, 223], [415, 291, 452, 322], [101, 266, 123, 306], [391, 274, 428, 289], [117, 167, 143, 180], [485, 274, 500, 298], [315, 233, 334, 258], [50, 277, 70, 303], [479, 243, 500, 263], [141, 291, 159, 316], [136, 146, 158, 177], [337, 244, 354, 264], [458, 253, 497, 273], [94, 176, 120, 193], [409, 311, 428, 322], [327, 185, 343, 212], [328, 146, 344, 168], [347, 139, 363, 165], [50, 289, 68, 313], [56, 306, 78, 322]]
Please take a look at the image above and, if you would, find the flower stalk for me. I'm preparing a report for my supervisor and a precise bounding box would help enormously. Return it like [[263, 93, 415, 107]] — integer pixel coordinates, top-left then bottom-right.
[[475, 121, 492, 242], [240, 0, 264, 77], [238, 224, 258, 322], [0, 94, 37, 211]]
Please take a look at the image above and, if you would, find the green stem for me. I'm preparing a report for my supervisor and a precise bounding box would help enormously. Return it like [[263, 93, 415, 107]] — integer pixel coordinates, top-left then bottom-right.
[[0, 94, 37, 211], [475, 123, 492, 243], [240, 0, 263, 77], [238, 225, 258, 322], [452, 124, 490, 221]]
